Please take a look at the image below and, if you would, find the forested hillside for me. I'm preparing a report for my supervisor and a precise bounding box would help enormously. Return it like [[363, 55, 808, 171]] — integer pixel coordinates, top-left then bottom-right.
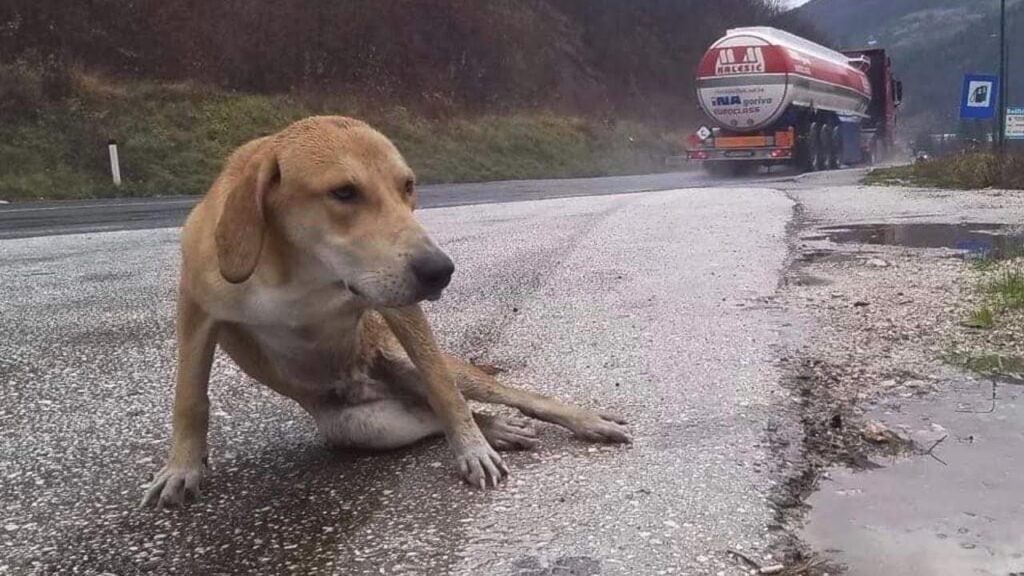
[[2, 0, 816, 119], [0, 1, 817, 200], [796, 0, 1024, 133]]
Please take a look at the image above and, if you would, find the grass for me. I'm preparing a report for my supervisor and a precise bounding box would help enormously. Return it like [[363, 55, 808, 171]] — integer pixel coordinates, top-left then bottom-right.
[[0, 70, 683, 201], [971, 258, 998, 272], [946, 350, 1024, 377], [865, 152, 1024, 190], [963, 306, 996, 329], [949, 257, 1024, 378], [959, 263, 1024, 328], [987, 268, 1024, 308]]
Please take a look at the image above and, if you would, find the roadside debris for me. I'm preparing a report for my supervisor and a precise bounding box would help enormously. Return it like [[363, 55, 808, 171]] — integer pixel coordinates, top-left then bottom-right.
[[861, 419, 905, 445], [725, 548, 792, 575]]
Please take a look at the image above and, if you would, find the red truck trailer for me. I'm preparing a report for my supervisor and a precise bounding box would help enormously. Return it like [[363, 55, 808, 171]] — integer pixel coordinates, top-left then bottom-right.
[[685, 27, 901, 174]]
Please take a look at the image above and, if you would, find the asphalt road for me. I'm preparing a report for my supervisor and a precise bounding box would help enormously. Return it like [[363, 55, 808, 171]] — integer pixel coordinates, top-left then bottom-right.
[[0, 169, 799, 240], [0, 176, 796, 575]]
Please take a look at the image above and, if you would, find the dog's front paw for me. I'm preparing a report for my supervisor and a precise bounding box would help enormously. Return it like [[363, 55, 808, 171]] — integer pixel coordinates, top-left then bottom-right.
[[567, 409, 632, 444], [452, 436, 508, 489], [141, 460, 207, 508]]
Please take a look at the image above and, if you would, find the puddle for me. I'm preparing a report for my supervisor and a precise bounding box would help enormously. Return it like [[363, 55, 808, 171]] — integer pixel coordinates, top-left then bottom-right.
[[819, 223, 1024, 259], [797, 249, 863, 264], [789, 271, 832, 287], [802, 379, 1024, 575]]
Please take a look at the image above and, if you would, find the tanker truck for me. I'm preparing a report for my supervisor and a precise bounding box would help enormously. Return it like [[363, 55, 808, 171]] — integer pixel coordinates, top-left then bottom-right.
[[685, 27, 901, 174]]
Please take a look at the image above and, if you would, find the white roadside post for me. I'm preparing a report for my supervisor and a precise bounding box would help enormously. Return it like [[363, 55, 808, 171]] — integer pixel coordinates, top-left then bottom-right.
[[108, 139, 122, 186]]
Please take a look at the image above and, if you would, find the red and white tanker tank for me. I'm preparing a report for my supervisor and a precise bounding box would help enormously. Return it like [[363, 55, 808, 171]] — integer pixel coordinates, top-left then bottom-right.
[[696, 27, 873, 132]]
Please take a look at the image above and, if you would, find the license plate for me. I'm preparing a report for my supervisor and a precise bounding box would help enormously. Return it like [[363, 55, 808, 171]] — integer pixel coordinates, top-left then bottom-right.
[[724, 150, 755, 158]]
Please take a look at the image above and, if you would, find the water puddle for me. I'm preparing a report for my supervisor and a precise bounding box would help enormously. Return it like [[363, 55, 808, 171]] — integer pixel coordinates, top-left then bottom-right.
[[802, 379, 1024, 575], [819, 223, 1024, 260]]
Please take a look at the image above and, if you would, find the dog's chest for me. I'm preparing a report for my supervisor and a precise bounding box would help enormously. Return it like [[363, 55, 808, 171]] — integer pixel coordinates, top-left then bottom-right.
[[251, 323, 357, 387], [222, 285, 383, 397], [241, 284, 353, 326]]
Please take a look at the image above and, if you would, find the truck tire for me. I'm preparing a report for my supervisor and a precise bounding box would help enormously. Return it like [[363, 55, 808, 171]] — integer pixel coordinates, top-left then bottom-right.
[[704, 162, 737, 177], [819, 123, 834, 171], [731, 162, 757, 176], [868, 138, 882, 165], [808, 122, 823, 172], [828, 124, 842, 169]]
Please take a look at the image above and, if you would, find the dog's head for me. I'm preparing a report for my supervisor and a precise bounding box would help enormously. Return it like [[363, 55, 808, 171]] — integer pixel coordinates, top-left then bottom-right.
[[214, 116, 453, 307]]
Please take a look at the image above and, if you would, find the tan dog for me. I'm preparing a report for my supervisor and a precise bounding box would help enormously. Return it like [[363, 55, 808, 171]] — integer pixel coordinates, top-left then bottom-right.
[[143, 116, 630, 508]]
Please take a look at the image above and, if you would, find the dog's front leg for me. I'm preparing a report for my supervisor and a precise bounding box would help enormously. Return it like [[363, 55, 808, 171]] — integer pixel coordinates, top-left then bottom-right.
[[142, 293, 218, 507], [379, 305, 508, 488]]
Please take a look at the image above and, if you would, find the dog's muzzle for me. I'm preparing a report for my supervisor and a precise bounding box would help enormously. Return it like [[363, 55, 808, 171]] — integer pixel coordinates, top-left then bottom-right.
[[410, 250, 455, 300]]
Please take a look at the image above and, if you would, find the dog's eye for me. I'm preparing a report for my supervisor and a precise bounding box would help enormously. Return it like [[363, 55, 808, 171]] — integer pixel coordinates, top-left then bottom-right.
[[404, 179, 415, 196], [329, 184, 359, 203]]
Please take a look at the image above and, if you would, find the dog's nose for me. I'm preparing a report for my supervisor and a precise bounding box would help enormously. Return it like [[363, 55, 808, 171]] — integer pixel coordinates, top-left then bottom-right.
[[410, 251, 455, 292]]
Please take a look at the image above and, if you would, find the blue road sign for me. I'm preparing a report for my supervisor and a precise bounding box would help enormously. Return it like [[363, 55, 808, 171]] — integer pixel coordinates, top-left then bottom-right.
[[960, 74, 1000, 119]]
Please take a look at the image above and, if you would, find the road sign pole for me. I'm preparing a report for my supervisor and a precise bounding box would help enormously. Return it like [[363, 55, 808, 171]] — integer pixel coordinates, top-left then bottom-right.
[[998, 0, 1007, 156]]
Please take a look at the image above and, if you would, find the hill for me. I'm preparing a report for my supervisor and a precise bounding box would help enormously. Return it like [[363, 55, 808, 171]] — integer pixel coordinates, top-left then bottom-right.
[[2, 0, 819, 122], [795, 0, 1024, 134], [0, 0, 816, 200]]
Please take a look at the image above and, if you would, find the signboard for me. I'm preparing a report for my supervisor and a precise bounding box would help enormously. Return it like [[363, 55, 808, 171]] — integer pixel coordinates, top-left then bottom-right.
[[696, 125, 712, 141], [1008, 107, 1024, 140], [960, 74, 1000, 119]]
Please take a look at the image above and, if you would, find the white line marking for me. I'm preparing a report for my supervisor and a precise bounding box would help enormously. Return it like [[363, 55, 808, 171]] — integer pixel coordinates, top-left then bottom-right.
[[0, 199, 197, 214]]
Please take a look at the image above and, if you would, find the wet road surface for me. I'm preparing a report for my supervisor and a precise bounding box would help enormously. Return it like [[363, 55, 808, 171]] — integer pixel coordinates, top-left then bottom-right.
[[0, 170, 799, 240], [0, 185, 793, 575]]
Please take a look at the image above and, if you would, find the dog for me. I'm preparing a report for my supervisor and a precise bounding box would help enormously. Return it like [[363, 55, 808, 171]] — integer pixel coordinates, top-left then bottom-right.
[[143, 116, 630, 508]]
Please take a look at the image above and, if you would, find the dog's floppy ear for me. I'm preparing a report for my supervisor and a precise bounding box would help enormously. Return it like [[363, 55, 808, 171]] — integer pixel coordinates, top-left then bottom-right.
[[215, 147, 280, 284]]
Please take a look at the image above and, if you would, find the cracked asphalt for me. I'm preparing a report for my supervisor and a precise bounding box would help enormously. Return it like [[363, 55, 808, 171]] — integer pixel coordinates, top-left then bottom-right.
[[1, 178, 796, 575]]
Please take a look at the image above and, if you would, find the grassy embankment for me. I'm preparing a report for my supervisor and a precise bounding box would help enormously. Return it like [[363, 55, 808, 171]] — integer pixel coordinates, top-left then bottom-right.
[[0, 69, 683, 202], [865, 152, 1024, 190], [949, 256, 1024, 378]]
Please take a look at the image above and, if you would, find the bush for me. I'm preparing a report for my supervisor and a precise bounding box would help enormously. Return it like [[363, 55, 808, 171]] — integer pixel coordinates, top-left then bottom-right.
[[0, 61, 45, 119], [867, 152, 1024, 190], [999, 154, 1024, 189], [0, 76, 682, 201], [0, 54, 76, 120]]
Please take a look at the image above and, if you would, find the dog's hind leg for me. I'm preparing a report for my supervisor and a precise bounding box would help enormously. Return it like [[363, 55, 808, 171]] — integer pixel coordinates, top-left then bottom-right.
[[365, 354, 540, 451], [313, 399, 443, 450], [314, 398, 539, 451], [447, 357, 631, 444]]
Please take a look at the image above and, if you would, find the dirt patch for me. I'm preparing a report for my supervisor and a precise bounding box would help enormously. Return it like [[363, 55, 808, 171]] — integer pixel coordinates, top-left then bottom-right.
[[765, 357, 916, 574]]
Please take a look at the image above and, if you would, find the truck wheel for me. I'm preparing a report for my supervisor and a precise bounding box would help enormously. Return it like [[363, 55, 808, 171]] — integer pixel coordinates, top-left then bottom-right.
[[868, 138, 882, 165], [818, 123, 833, 171], [731, 162, 757, 176], [828, 125, 842, 169], [704, 162, 731, 177], [807, 122, 823, 172]]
